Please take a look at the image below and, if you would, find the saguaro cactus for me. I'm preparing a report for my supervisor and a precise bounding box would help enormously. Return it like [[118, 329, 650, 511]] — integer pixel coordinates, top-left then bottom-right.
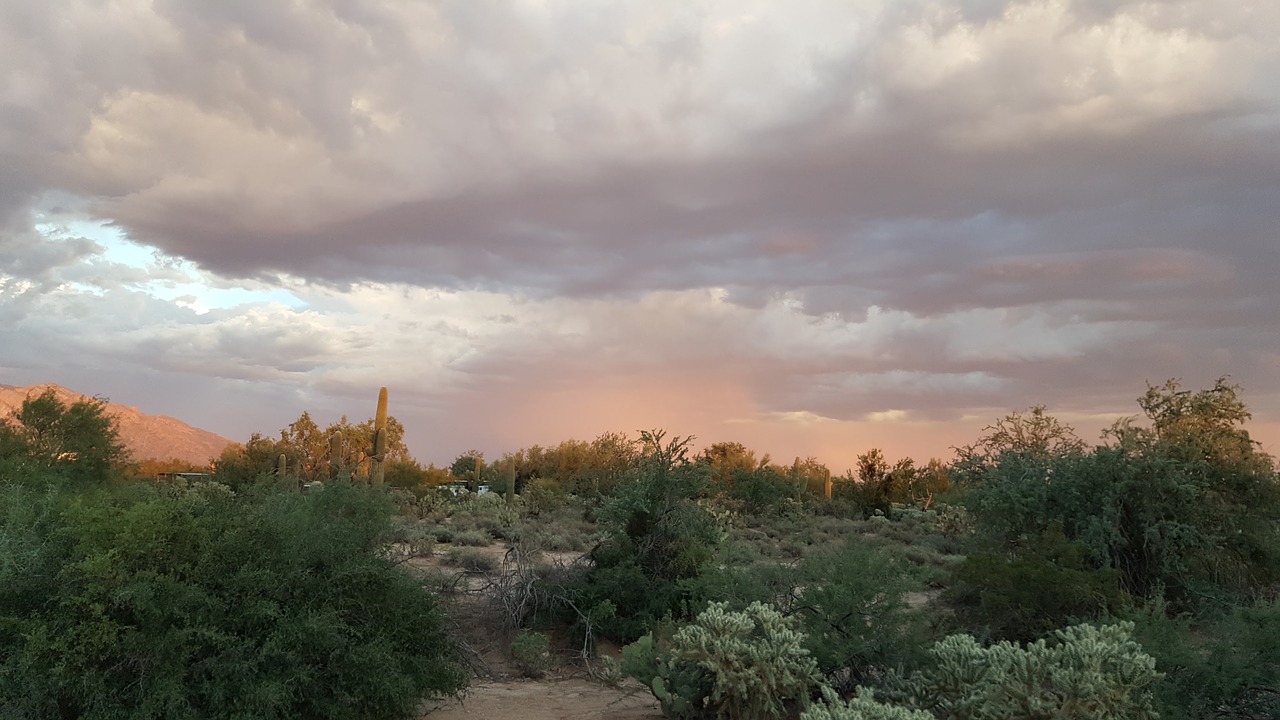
[[370, 386, 388, 485], [506, 457, 516, 504], [329, 431, 343, 481], [278, 453, 287, 478]]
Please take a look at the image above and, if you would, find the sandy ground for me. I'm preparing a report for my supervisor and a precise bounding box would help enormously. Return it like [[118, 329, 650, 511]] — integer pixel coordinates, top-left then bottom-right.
[[421, 679, 662, 720]]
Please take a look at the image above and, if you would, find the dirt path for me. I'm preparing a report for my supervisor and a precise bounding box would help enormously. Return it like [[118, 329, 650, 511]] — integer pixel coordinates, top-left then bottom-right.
[[421, 679, 661, 720]]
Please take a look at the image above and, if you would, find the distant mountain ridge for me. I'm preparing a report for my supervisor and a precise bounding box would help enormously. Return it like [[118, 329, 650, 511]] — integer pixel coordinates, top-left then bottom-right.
[[0, 383, 234, 466]]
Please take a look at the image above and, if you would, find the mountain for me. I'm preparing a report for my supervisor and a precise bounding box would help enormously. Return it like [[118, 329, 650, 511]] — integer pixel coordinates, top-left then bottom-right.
[[0, 383, 234, 466]]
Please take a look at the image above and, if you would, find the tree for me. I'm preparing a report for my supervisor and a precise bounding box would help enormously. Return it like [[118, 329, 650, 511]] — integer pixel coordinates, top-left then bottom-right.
[[281, 411, 327, 478], [957, 379, 1280, 615], [449, 450, 484, 484], [701, 441, 768, 490], [570, 431, 719, 641], [1102, 378, 1280, 604], [212, 432, 292, 490], [0, 389, 128, 485], [790, 457, 832, 497], [953, 405, 1086, 485]]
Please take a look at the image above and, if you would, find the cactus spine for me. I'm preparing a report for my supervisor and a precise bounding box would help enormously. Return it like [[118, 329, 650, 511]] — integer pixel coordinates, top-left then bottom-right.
[[371, 386, 388, 485]]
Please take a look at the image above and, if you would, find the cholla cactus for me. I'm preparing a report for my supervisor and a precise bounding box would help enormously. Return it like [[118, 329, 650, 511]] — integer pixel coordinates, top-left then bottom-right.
[[625, 601, 824, 720], [904, 622, 1161, 720], [801, 688, 933, 720]]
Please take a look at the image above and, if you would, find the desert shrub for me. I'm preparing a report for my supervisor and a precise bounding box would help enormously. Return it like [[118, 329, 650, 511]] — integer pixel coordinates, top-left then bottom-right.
[[384, 520, 436, 561], [527, 532, 581, 552], [695, 539, 924, 693], [791, 542, 925, 690], [523, 478, 567, 517], [958, 381, 1280, 615], [895, 622, 1161, 720], [0, 480, 467, 720], [510, 629, 554, 678], [431, 526, 455, 543], [452, 491, 507, 514], [944, 524, 1129, 642], [622, 602, 823, 720], [1121, 600, 1280, 720], [441, 547, 499, 573], [451, 529, 493, 547], [728, 466, 802, 516], [566, 431, 719, 642]]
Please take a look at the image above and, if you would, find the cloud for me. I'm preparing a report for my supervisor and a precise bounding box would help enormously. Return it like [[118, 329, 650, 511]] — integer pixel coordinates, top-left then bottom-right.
[[2, 0, 1278, 466]]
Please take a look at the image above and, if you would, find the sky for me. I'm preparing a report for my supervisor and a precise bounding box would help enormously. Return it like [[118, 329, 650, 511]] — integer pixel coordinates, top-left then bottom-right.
[[2, 0, 1279, 471]]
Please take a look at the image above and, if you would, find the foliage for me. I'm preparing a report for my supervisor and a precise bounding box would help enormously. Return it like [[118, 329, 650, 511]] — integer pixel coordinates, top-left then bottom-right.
[[726, 465, 802, 516], [0, 389, 128, 486], [702, 441, 769, 490], [0, 479, 466, 719], [570, 431, 719, 642], [800, 689, 933, 720], [945, 524, 1128, 642], [789, 542, 925, 689], [211, 432, 290, 490], [624, 602, 823, 720], [895, 622, 1161, 720], [953, 405, 1087, 478], [788, 457, 833, 498], [694, 538, 924, 693], [956, 379, 1280, 615], [449, 449, 484, 481], [510, 629, 554, 678], [442, 546, 500, 573], [127, 457, 210, 480], [215, 412, 410, 488], [1119, 600, 1280, 720], [522, 477, 567, 517], [504, 432, 641, 499]]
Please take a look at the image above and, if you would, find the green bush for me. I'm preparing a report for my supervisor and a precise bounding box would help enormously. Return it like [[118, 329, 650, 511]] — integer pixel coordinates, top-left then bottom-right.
[[695, 539, 924, 692], [567, 431, 720, 642], [522, 478, 567, 517], [623, 602, 823, 720], [451, 529, 493, 547], [727, 466, 801, 516], [957, 381, 1280, 615], [442, 546, 499, 573], [944, 524, 1129, 642], [1121, 600, 1280, 720], [0, 480, 467, 720], [791, 542, 924, 689], [510, 629, 554, 678]]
